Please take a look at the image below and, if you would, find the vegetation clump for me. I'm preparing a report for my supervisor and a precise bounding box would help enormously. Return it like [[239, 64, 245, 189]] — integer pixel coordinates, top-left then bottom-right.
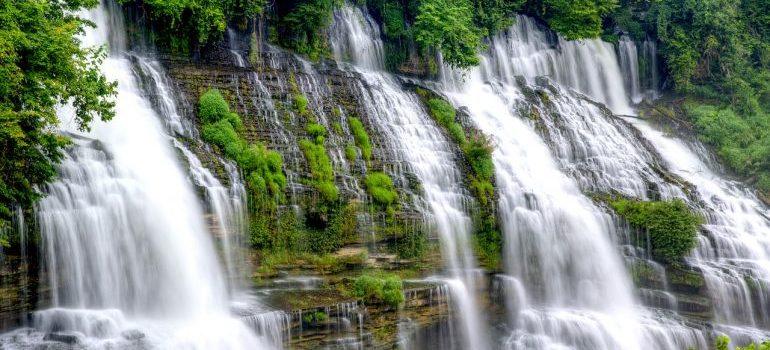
[[351, 273, 405, 308], [715, 335, 770, 350], [609, 198, 701, 264], [365, 172, 398, 210], [198, 89, 286, 209], [348, 117, 372, 162]]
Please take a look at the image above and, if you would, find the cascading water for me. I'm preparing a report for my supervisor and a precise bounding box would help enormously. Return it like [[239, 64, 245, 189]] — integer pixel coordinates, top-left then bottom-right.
[[447, 15, 634, 115], [438, 15, 709, 350], [0, 1, 279, 348], [329, 5, 488, 349], [627, 119, 770, 336]]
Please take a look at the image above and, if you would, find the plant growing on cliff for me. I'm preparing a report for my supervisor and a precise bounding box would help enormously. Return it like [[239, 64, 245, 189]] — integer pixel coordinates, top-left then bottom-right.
[[0, 0, 117, 230], [352, 274, 405, 308], [198, 88, 286, 209], [348, 117, 372, 162], [365, 172, 398, 211], [299, 123, 339, 204], [609, 198, 701, 264]]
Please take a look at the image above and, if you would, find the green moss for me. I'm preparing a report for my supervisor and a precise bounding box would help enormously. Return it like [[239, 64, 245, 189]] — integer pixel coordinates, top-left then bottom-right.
[[198, 88, 286, 215], [609, 198, 701, 264], [293, 93, 309, 115], [299, 138, 338, 203], [348, 117, 372, 161], [198, 89, 231, 123], [365, 172, 398, 208], [345, 144, 357, 161], [201, 119, 245, 159], [302, 311, 328, 325], [352, 274, 405, 308]]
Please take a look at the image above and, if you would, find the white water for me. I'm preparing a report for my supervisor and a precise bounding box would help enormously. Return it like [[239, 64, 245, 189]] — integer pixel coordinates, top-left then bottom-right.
[[449, 15, 633, 115], [628, 119, 770, 331], [0, 2, 278, 349], [438, 15, 709, 350], [330, 5, 488, 349]]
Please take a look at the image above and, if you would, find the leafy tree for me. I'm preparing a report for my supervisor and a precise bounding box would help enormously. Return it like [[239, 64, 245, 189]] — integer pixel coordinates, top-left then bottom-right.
[[0, 0, 116, 228], [531, 0, 619, 40], [414, 0, 484, 68], [117, 0, 266, 44]]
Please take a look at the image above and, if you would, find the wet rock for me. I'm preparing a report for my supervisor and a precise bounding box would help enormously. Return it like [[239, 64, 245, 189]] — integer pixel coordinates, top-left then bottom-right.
[[121, 329, 146, 340], [44, 332, 81, 345]]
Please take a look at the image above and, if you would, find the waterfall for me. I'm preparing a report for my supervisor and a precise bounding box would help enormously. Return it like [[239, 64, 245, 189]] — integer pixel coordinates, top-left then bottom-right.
[[0, 1, 280, 348], [438, 15, 708, 350], [444, 15, 633, 115], [329, 5, 488, 348], [619, 36, 643, 104], [628, 119, 770, 333]]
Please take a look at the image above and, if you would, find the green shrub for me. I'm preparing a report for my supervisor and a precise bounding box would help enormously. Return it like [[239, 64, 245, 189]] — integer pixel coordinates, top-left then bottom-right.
[[609, 198, 701, 264], [427, 98, 456, 125], [365, 172, 398, 207], [201, 119, 245, 159], [390, 226, 428, 260], [306, 122, 327, 142], [302, 311, 328, 325], [348, 117, 372, 161], [294, 93, 309, 114], [240, 144, 287, 201], [352, 274, 404, 308], [414, 0, 483, 68], [299, 138, 338, 203], [464, 134, 495, 180], [198, 89, 231, 123], [715, 335, 770, 350], [448, 123, 467, 145], [198, 87, 286, 214]]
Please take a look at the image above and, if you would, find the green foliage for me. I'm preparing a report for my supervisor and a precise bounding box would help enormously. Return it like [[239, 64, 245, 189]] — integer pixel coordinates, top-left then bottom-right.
[[715, 335, 770, 350], [532, 0, 618, 40], [299, 136, 339, 203], [352, 274, 405, 308], [609, 198, 701, 264], [302, 311, 328, 325], [414, 0, 483, 68], [197, 88, 286, 211], [198, 89, 232, 124], [0, 0, 116, 227], [472, 0, 525, 35], [390, 226, 428, 259], [272, 0, 337, 60], [309, 202, 359, 253], [421, 92, 500, 268], [345, 144, 357, 161], [348, 117, 372, 161], [117, 0, 265, 47], [201, 120, 245, 159], [294, 93, 309, 115], [365, 172, 398, 208]]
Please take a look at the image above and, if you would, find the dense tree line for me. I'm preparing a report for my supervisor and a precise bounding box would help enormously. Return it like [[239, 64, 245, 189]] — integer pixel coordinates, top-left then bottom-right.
[[0, 0, 115, 239]]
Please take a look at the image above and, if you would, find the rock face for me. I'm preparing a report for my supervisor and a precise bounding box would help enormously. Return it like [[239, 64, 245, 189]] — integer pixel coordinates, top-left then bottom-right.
[[160, 48, 436, 255], [0, 251, 48, 330]]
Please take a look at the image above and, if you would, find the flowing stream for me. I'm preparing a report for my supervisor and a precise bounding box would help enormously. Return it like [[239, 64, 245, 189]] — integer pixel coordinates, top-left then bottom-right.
[[329, 5, 488, 349]]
